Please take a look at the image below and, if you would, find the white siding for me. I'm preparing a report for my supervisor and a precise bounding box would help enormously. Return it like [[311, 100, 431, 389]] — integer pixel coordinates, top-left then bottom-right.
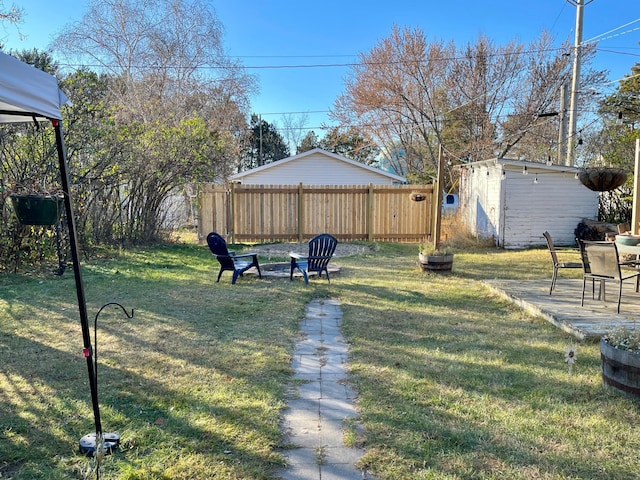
[[230, 149, 406, 185], [460, 160, 599, 248], [459, 163, 503, 242], [238, 153, 394, 185], [502, 167, 598, 247]]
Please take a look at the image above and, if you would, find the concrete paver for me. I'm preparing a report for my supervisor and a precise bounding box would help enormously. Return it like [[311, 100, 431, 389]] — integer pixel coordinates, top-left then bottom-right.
[[277, 298, 373, 479]]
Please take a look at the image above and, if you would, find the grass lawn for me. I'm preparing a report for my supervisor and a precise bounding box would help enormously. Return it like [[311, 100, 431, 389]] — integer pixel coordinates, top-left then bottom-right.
[[1, 241, 639, 479]]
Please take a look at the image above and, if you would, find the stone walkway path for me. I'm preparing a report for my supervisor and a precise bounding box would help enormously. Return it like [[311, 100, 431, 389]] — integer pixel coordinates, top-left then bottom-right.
[[277, 298, 374, 479]]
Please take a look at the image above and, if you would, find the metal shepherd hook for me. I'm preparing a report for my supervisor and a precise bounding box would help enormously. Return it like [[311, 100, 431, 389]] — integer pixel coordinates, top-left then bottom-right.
[[79, 302, 134, 457]]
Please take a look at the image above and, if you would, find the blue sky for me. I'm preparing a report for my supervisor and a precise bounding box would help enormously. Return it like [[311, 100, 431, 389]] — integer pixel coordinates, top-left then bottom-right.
[[2, 0, 639, 138]]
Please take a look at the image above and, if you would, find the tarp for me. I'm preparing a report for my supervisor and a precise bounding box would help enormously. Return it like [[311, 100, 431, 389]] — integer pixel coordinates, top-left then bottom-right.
[[0, 50, 70, 123]]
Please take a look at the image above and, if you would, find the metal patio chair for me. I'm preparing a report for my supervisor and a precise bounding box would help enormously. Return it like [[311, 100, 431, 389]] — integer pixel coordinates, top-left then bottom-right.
[[580, 240, 640, 313], [543, 231, 582, 295]]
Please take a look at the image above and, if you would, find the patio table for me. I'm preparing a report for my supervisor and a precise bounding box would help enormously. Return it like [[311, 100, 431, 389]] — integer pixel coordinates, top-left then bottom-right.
[[614, 241, 640, 275], [615, 241, 640, 256]]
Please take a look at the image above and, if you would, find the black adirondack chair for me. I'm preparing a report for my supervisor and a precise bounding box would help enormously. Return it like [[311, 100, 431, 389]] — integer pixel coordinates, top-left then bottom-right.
[[290, 233, 338, 284], [207, 232, 261, 284]]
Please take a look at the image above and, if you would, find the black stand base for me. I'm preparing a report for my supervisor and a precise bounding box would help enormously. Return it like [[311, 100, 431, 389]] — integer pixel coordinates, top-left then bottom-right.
[[79, 432, 120, 456]]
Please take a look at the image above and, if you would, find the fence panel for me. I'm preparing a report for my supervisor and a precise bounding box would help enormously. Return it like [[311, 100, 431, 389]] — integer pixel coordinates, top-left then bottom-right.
[[199, 184, 228, 237], [198, 183, 433, 244], [372, 185, 432, 242]]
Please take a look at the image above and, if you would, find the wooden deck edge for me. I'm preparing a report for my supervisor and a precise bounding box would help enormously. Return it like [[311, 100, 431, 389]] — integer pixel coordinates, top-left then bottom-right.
[[484, 281, 590, 341]]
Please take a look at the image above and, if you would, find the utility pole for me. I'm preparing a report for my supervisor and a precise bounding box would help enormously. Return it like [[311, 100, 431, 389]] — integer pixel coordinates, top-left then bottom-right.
[[557, 84, 568, 164], [258, 114, 263, 166], [433, 144, 444, 251], [566, 0, 585, 166]]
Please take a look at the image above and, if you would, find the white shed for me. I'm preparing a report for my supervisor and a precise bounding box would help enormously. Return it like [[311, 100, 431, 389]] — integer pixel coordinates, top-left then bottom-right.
[[458, 158, 599, 248], [229, 148, 406, 185]]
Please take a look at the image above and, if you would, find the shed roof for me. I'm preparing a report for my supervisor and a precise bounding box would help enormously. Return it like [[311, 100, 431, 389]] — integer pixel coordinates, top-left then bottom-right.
[[229, 148, 407, 184], [462, 157, 580, 173]]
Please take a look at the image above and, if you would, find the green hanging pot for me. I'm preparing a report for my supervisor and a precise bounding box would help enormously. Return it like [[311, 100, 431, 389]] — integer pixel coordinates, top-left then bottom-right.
[[9, 193, 65, 225]]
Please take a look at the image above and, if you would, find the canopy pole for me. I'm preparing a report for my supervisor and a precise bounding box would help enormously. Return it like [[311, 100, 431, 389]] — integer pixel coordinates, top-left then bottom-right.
[[52, 119, 101, 431], [52, 119, 120, 456]]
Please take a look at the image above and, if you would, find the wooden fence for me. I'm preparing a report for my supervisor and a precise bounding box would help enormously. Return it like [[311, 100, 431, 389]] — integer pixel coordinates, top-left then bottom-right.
[[198, 183, 435, 244]]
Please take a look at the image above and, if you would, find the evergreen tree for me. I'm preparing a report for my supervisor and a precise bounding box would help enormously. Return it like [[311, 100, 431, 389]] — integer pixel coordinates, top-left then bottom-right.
[[319, 126, 380, 165], [297, 131, 319, 153], [242, 114, 290, 169]]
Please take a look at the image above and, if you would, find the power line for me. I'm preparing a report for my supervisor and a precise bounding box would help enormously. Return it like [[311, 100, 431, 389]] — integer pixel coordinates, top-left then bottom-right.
[[258, 110, 329, 116], [596, 47, 640, 59], [48, 14, 640, 140], [583, 17, 640, 44], [55, 46, 570, 71]]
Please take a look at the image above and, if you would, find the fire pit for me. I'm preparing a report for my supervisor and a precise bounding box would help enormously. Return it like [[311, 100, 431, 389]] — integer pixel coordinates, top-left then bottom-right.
[[248, 262, 340, 279]]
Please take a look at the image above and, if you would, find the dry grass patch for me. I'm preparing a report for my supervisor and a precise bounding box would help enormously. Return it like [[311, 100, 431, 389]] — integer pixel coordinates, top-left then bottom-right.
[[2, 241, 640, 479]]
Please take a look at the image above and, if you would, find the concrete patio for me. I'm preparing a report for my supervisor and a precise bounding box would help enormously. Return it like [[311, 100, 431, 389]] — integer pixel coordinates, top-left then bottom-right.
[[486, 277, 640, 340]]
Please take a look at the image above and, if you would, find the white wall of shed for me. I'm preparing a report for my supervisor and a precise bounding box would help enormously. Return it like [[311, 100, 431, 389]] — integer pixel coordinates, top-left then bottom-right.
[[459, 163, 503, 244], [502, 168, 598, 248], [460, 163, 599, 248]]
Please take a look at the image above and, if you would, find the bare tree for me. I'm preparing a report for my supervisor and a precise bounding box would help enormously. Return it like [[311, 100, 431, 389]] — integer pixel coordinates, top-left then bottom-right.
[[279, 113, 309, 155], [51, 0, 257, 241], [0, 1, 23, 43], [332, 25, 603, 183], [0, 1, 22, 25], [54, 0, 254, 124], [333, 26, 455, 178]]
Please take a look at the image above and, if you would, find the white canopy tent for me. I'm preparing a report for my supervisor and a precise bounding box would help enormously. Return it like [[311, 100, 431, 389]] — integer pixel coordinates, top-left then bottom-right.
[[0, 49, 114, 454], [0, 50, 69, 122]]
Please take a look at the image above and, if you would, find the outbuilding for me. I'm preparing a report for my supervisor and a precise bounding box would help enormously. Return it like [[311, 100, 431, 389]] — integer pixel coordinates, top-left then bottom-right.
[[458, 158, 599, 248], [229, 148, 407, 185]]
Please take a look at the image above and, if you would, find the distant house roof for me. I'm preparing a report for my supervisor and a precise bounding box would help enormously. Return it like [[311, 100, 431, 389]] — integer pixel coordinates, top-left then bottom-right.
[[229, 148, 407, 185]]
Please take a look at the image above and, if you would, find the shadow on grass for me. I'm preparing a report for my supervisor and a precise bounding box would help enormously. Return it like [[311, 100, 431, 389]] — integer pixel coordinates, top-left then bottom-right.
[[0, 243, 322, 478], [3, 242, 631, 479], [331, 254, 638, 479]]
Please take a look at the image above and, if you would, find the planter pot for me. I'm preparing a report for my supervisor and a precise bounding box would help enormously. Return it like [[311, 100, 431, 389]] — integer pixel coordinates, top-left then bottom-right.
[[578, 167, 627, 192], [9, 194, 65, 225], [600, 338, 640, 400], [419, 252, 454, 272]]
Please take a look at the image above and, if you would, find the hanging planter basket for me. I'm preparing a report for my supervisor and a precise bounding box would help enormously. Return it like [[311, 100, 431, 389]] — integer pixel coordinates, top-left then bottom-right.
[[9, 193, 65, 225], [577, 167, 627, 192]]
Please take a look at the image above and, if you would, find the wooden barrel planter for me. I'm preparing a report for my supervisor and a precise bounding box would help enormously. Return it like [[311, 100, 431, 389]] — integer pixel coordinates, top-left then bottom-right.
[[600, 338, 640, 400], [9, 194, 65, 225], [419, 252, 454, 272]]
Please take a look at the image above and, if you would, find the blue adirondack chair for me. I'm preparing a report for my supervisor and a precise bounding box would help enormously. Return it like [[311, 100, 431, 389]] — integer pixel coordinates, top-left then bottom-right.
[[290, 233, 338, 284], [207, 232, 261, 284]]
